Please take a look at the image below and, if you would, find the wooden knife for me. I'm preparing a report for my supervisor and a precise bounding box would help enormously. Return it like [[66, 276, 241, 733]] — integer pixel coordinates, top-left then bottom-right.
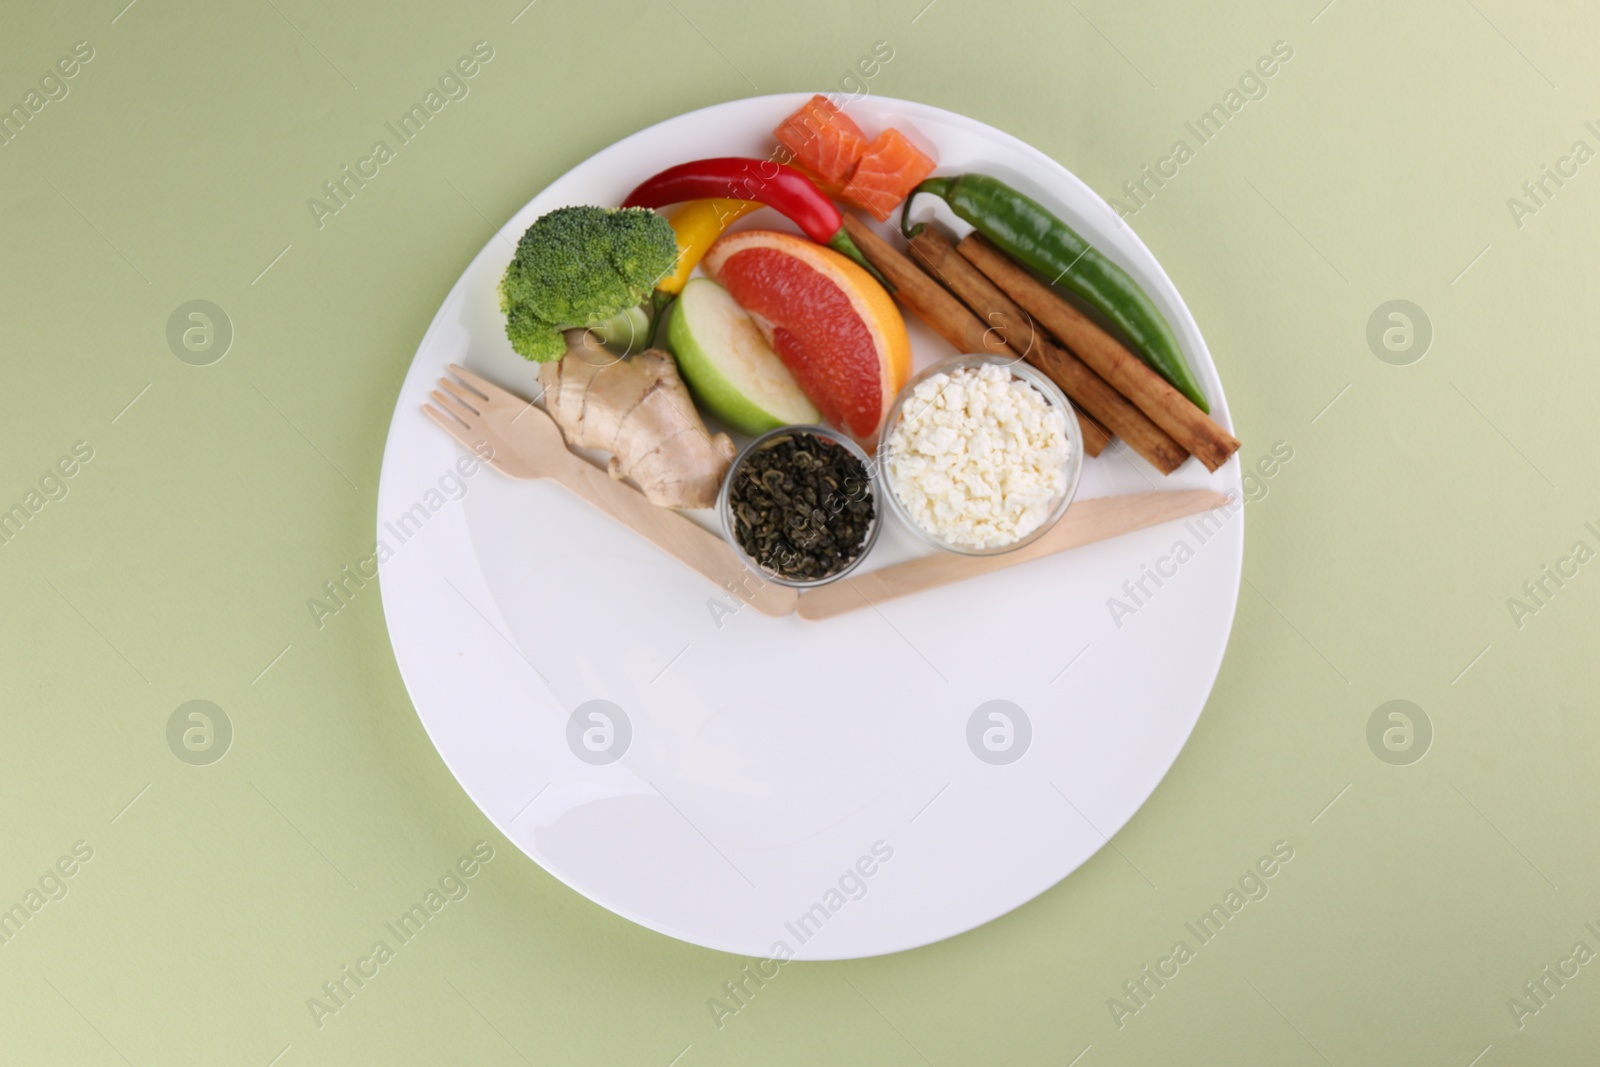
[[796, 489, 1230, 620]]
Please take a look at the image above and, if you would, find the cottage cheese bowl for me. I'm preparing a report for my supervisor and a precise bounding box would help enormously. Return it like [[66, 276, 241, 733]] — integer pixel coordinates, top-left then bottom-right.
[[877, 355, 1084, 556]]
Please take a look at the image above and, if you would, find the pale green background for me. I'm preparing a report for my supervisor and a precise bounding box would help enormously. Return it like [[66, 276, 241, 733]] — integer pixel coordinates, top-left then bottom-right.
[[3, 0, 1596, 1063]]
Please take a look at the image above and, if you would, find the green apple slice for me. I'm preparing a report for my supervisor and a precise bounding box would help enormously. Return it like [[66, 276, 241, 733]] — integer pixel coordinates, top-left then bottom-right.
[[666, 277, 820, 435]]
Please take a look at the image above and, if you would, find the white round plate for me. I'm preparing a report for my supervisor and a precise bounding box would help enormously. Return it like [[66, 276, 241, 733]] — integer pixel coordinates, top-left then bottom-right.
[[377, 94, 1242, 960]]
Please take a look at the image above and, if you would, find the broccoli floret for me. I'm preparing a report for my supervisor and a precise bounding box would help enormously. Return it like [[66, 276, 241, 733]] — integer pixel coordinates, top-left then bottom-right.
[[498, 205, 679, 362]]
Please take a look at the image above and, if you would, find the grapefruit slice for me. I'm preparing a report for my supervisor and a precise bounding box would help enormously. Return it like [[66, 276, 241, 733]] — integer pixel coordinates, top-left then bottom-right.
[[702, 230, 911, 441]]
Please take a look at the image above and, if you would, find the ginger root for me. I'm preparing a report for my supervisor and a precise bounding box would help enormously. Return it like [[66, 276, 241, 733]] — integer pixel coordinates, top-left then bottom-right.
[[538, 331, 735, 509]]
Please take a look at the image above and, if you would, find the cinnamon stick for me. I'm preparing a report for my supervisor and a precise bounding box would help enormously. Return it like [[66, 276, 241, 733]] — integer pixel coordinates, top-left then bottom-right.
[[1080, 407, 1115, 457], [1079, 405, 1115, 456], [957, 233, 1241, 472], [842, 214, 1111, 456], [907, 226, 1187, 475]]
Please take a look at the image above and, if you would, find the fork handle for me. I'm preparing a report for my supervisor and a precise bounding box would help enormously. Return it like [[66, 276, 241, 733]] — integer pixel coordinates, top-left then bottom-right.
[[552, 457, 798, 618]]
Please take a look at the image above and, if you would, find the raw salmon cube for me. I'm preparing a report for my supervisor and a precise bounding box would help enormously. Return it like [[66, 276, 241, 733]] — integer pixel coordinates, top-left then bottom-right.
[[774, 94, 871, 186], [840, 128, 938, 222]]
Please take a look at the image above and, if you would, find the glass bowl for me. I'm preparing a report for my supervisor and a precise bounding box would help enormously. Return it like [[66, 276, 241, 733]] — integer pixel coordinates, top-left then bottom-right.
[[716, 424, 882, 589], [876, 354, 1085, 557]]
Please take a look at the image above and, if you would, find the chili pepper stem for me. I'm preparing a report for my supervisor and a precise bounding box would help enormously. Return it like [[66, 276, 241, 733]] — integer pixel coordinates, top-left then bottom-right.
[[827, 229, 893, 292], [899, 177, 954, 239]]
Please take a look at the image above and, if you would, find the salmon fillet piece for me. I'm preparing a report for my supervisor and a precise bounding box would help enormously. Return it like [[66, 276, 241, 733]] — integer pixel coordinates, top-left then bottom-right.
[[774, 94, 871, 186], [840, 128, 938, 222]]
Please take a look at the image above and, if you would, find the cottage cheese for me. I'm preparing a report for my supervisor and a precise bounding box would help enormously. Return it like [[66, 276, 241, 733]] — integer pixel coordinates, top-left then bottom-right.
[[884, 363, 1071, 549]]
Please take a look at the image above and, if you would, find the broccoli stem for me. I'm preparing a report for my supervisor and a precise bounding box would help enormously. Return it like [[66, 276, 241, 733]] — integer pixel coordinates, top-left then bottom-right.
[[583, 304, 655, 356]]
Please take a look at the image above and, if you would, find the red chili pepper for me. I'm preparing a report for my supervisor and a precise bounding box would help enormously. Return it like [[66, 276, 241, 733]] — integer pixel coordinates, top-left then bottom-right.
[[622, 157, 888, 288]]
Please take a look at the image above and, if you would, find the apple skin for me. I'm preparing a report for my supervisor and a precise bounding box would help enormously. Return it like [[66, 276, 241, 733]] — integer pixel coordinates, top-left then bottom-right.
[[665, 279, 819, 437]]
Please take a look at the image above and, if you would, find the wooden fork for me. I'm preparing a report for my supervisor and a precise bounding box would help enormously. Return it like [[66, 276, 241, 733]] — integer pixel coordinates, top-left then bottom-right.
[[423, 363, 798, 618]]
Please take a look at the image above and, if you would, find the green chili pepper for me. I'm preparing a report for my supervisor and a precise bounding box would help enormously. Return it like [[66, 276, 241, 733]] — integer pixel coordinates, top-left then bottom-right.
[[901, 173, 1209, 412]]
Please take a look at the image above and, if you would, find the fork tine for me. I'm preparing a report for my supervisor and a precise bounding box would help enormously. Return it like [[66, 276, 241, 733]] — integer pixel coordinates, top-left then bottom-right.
[[426, 404, 519, 479], [430, 389, 479, 426], [436, 377, 484, 414], [446, 363, 502, 401], [423, 401, 474, 440]]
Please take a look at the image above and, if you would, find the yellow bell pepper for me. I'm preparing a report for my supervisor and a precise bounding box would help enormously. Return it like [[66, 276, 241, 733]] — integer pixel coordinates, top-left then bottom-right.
[[659, 198, 762, 294]]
